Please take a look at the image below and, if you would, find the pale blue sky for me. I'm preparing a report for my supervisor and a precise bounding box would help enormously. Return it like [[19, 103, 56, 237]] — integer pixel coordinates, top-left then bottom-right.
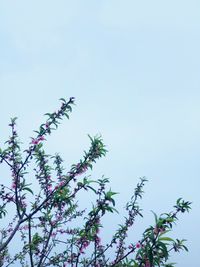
[[0, 1, 200, 266]]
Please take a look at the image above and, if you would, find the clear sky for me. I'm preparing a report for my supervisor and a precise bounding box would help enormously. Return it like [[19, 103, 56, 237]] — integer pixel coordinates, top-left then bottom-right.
[[0, 1, 200, 266]]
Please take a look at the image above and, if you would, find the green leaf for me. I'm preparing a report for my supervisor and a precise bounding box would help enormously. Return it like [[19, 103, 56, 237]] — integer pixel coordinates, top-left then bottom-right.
[[159, 230, 171, 236], [164, 263, 177, 267], [87, 185, 97, 194], [64, 113, 69, 119], [0, 208, 7, 219], [147, 247, 154, 266], [182, 245, 189, 252], [151, 210, 158, 224], [67, 105, 72, 112], [157, 241, 169, 260], [23, 187, 34, 195], [159, 237, 174, 242], [59, 98, 66, 103], [105, 190, 118, 200], [44, 113, 52, 117]]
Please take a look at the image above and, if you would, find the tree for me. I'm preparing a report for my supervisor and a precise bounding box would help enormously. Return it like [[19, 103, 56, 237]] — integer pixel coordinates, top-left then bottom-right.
[[0, 97, 191, 266]]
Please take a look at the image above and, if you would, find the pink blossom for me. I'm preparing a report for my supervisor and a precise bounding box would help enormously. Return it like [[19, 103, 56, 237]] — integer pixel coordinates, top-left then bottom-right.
[[47, 184, 52, 192], [12, 182, 16, 189], [136, 242, 141, 248], [51, 232, 56, 237], [154, 227, 159, 234], [128, 244, 134, 249], [31, 139, 39, 145], [31, 136, 45, 145], [22, 224, 29, 230], [21, 201, 27, 208], [38, 136, 45, 141], [145, 260, 151, 267], [59, 181, 65, 187], [82, 241, 89, 248], [160, 227, 165, 233], [79, 240, 90, 254], [51, 220, 57, 226]]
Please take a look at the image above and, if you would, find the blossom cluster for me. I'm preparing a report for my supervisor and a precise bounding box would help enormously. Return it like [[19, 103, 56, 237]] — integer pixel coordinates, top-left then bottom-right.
[[0, 97, 191, 267]]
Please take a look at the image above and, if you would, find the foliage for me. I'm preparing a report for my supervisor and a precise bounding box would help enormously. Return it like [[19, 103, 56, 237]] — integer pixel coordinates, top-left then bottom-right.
[[0, 97, 191, 266]]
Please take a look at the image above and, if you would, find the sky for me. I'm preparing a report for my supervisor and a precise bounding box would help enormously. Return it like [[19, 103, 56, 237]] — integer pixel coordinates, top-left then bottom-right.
[[0, 1, 200, 266]]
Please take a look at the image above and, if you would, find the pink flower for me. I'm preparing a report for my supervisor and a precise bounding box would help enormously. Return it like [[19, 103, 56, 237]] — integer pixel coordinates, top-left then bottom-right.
[[31, 136, 45, 145], [145, 260, 151, 267], [54, 185, 59, 190], [51, 220, 57, 226], [82, 241, 89, 248], [136, 242, 141, 248], [160, 227, 165, 233], [12, 182, 16, 189], [47, 184, 52, 192], [23, 224, 29, 230], [51, 232, 56, 237], [38, 136, 45, 141], [21, 201, 27, 208], [31, 139, 39, 145], [59, 181, 65, 187], [45, 123, 49, 128]]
